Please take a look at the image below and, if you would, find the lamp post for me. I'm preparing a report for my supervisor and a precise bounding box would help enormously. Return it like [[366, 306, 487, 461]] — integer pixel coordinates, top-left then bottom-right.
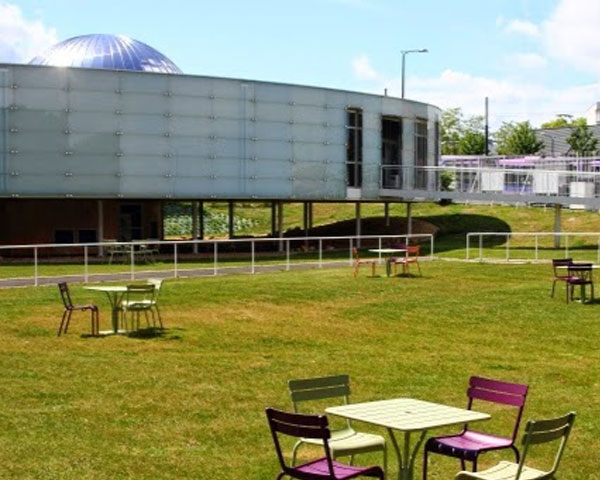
[[401, 49, 428, 99]]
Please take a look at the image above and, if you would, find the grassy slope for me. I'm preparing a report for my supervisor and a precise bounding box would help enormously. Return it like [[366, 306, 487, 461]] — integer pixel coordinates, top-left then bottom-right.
[[0, 262, 597, 479]]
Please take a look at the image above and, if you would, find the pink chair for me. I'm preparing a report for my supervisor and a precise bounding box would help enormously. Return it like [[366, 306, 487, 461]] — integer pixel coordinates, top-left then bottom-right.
[[423, 376, 528, 480], [266, 408, 384, 480]]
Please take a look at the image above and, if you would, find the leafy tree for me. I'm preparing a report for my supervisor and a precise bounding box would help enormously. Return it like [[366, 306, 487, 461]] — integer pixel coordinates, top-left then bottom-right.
[[440, 108, 486, 155], [566, 124, 598, 156], [495, 121, 544, 155], [541, 116, 586, 129], [457, 130, 486, 155], [440, 108, 463, 155]]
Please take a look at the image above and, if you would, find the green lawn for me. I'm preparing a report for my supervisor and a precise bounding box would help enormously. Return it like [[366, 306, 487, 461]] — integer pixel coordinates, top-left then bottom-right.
[[0, 261, 596, 479]]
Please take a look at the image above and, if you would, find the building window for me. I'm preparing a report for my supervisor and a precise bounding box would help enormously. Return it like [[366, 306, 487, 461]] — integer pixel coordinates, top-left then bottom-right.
[[55, 230, 74, 244], [381, 116, 402, 188], [414, 119, 428, 188], [346, 108, 363, 188], [79, 229, 97, 243]]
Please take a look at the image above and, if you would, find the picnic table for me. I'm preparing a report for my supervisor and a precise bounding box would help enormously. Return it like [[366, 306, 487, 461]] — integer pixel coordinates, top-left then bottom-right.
[[84, 285, 128, 334], [326, 398, 490, 480], [369, 248, 407, 277]]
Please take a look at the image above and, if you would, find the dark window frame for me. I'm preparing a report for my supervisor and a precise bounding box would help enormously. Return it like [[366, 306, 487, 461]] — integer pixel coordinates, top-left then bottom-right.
[[346, 107, 363, 188]]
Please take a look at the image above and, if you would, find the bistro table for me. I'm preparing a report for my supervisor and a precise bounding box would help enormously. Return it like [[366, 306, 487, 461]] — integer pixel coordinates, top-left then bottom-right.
[[326, 398, 490, 480], [369, 248, 407, 277], [84, 285, 128, 334]]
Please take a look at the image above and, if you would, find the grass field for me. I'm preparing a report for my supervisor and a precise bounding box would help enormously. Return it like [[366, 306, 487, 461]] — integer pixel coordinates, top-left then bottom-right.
[[0, 261, 597, 480]]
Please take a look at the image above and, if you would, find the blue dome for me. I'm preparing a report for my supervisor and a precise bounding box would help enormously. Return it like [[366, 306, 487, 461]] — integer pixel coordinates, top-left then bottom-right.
[[29, 34, 182, 74]]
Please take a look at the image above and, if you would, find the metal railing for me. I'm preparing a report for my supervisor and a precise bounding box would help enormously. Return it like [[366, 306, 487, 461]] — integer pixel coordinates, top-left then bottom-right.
[[466, 232, 600, 263], [0, 234, 434, 288], [380, 165, 600, 200]]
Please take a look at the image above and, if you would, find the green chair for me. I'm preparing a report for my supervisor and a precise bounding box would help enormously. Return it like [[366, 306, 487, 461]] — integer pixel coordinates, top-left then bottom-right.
[[120, 284, 156, 330], [288, 375, 387, 475], [146, 278, 164, 328], [454, 412, 575, 480]]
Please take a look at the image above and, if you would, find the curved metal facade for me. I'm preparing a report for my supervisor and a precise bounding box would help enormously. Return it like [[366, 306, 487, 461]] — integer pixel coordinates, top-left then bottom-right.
[[0, 64, 440, 201], [29, 34, 182, 74]]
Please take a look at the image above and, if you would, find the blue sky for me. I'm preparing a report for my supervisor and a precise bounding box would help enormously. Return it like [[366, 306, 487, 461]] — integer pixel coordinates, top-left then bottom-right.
[[2, 0, 600, 127]]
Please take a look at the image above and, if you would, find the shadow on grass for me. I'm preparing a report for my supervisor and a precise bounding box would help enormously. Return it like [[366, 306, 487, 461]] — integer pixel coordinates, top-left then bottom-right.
[[125, 327, 185, 340]]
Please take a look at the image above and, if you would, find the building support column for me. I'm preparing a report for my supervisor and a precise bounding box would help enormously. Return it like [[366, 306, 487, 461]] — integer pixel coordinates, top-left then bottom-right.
[[228, 201, 235, 239], [192, 201, 199, 254], [406, 202, 412, 243], [308, 202, 314, 230], [356, 202, 361, 248], [199, 201, 204, 240], [271, 201, 277, 237], [554, 203, 561, 249], [97, 200, 104, 257], [303, 202, 309, 236], [384, 202, 390, 227], [277, 201, 284, 252]]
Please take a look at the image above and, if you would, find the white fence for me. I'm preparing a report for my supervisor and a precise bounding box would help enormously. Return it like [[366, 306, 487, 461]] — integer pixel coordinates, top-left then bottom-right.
[[466, 232, 600, 262], [0, 234, 434, 288]]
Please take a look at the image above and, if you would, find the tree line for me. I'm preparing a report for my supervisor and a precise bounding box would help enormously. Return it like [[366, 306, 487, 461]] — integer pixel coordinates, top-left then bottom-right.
[[441, 108, 598, 156]]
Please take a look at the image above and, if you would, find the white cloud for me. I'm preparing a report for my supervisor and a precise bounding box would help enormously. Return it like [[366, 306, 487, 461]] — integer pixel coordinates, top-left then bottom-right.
[[503, 19, 540, 37], [351, 56, 598, 128], [352, 54, 378, 80], [0, 3, 57, 63], [542, 0, 600, 76], [512, 53, 547, 69]]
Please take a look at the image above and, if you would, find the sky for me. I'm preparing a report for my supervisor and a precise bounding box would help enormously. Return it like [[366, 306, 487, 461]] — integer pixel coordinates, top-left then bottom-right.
[[1, 0, 600, 128]]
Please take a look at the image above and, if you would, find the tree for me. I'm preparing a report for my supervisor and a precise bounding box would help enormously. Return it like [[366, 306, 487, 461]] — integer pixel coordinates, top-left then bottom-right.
[[457, 130, 486, 155], [440, 108, 463, 155], [541, 116, 586, 129], [440, 108, 486, 155], [495, 121, 544, 155], [566, 124, 598, 156]]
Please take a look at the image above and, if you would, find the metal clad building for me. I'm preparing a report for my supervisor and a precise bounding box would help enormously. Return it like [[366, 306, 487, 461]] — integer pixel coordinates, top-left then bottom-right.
[[0, 64, 440, 201]]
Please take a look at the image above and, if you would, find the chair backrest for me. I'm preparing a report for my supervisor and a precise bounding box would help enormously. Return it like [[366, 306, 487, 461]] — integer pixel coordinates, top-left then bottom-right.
[[466, 376, 529, 441], [125, 284, 156, 303], [567, 263, 593, 282], [516, 412, 576, 480], [552, 258, 573, 277], [147, 278, 163, 296], [266, 407, 335, 479], [352, 248, 360, 261], [58, 282, 73, 309], [406, 245, 420, 257]]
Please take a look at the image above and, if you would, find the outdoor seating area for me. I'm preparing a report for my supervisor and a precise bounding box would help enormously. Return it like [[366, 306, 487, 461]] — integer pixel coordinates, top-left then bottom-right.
[[354, 245, 424, 278], [57, 278, 165, 335], [551, 258, 596, 303], [267, 375, 574, 480]]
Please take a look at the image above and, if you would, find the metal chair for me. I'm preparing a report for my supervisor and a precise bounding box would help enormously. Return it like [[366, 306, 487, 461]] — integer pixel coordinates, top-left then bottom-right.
[[288, 375, 386, 474], [390, 245, 421, 276], [352, 248, 377, 278], [566, 263, 594, 303], [266, 407, 384, 480], [423, 376, 528, 480], [550, 258, 573, 297], [57, 282, 99, 336], [146, 278, 164, 328], [119, 284, 156, 330], [454, 412, 576, 480]]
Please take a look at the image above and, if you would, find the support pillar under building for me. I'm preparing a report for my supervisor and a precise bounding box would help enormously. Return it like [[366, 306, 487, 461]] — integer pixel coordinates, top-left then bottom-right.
[[97, 200, 104, 257], [384, 202, 390, 227], [199, 201, 204, 240], [554, 204, 561, 249], [277, 201, 284, 252], [356, 202, 361, 248], [192, 201, 199, 254], [271, 201, 277, 237], [406, 202, 412, 243], [228, 202, 235, 239]]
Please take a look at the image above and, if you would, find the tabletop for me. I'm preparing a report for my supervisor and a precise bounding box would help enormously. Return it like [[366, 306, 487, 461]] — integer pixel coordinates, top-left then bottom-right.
[[84, 286, 128, 292], [369, 248, 407, 254], [557, 264, 600, 268], [326, 398, 490, 432]]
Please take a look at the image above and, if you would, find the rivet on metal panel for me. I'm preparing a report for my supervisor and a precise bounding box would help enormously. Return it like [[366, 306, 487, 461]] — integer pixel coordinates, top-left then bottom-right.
[[65, 108, 71, 113], [163, 91, 172, 96], [250, 175, 257, 180], [64, 87, 71, 92], [64, 129, 71, 135], [64, 151, 73, 156], [11, 194, 19, 198], [115, 152, 124, 157], [115, 131, 123, 136], [9, 105, 18, 111], [164, 112, 172, 118], [289, 176, 295, 181], [209, 94, 215, 99], [209, 135, 216, 139], [323, 159, 329, 164], [10, 84, 18, 89], [164, 153, 172, 158], [115, 89, 122, 94], [251, 156, 257, 161], [209, 115, 216, 120], [118, 194, 124, 198], [289, 139, 295, 143], [323, 122, 329, 127], [9, 150, 18, 154], [251, 137, 257, 141], [324, 104, 329, 109], [65, 194, 73, 198], [210, 195, 217, 198], [164, 132, 171, 137], [10, 171, 19, 176], [116, 172, 122, 177], [289, 158, 296, 163], [323, 141, 329, 145], [115, 109, 122, 115], [250, 117, 256, 122], [9, 128, 18, 133], [289, 120, 295, 124], [289, 101, 296, 105], [210, 155, 216, 160], [64, 172, 73, 177]]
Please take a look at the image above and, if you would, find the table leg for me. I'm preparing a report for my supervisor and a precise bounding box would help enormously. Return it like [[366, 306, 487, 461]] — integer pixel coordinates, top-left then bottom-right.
[[105, 292, 124, 334], [387, 429, 428, 480]]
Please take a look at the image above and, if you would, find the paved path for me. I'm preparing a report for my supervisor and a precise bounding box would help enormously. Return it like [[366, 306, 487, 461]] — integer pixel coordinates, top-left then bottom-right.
[[0, 261, 353, 289]]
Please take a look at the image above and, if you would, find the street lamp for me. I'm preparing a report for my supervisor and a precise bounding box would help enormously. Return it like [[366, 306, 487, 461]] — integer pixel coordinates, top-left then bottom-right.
[[401, 49, 428, 99]]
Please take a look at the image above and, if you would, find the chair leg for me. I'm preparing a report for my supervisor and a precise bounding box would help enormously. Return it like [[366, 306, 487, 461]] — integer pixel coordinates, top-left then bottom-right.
[[154, 305, 163, 328], [64, 310, 73, 333], [58, 310, 68, 336], [422, 448, 429, 480], [551, 279, 557, 297], [371, 262, 376, 277], [460, 458, 466, 471], [349, 454, 354, 466], [472, 455, 478, 472], [416, 260, 422, 276], [511, 445, 520, 463], [354, 262, 359, 278], [291, 441, 302, 467], [383, 444, 387, 479], [90, 309, 95, 336]]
